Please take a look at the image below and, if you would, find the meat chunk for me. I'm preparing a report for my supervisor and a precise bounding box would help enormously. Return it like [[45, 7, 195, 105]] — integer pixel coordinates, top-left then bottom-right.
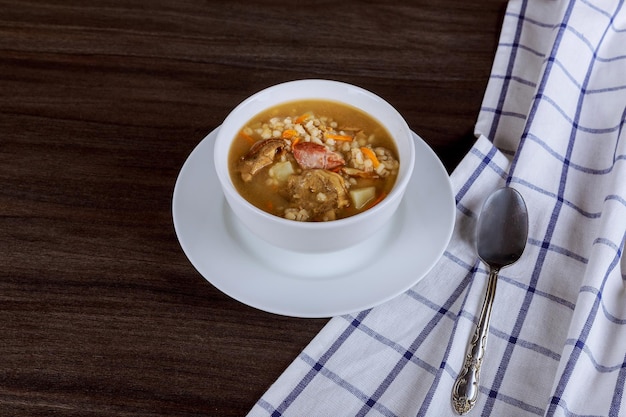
[[292, 142, 345, 170], [238, 138, 286, 182], [287, 169, 349, 220]]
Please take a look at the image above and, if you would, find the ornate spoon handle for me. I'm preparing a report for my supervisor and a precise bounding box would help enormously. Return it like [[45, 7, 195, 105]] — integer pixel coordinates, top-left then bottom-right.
[[451, 268, 499, 415]]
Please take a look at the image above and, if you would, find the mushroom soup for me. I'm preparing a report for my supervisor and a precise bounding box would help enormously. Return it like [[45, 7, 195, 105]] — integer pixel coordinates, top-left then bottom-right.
[[228, 99, 400, 222]]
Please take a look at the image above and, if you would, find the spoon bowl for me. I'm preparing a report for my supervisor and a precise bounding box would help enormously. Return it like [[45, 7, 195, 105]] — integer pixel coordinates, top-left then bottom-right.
[[452, 187, 528, 415], [477, 188, 529, 269]]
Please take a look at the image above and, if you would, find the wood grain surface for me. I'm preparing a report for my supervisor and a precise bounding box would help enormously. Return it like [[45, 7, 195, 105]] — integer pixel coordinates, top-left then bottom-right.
[[1, 1, 506, 415]]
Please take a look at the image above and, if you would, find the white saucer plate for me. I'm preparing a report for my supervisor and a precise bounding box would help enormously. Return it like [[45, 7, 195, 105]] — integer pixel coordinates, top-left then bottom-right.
[[172, 127, 455, 318]]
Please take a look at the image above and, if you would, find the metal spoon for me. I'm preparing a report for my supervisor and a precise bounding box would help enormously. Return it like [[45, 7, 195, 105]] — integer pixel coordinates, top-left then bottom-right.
[[451, 187, 528, 415]]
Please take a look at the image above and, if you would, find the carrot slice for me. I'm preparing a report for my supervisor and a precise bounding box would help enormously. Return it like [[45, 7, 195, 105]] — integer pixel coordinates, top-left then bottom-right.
[[324, 133, 353, 142], [361, 147, 380, 168], [282, 129, 298, 139], [295, 113, 310, 124], [239, 130, 255, 144]]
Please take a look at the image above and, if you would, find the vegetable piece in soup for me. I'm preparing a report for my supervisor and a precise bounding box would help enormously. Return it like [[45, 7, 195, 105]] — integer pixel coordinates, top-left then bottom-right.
[[228, 99, 399, 222]]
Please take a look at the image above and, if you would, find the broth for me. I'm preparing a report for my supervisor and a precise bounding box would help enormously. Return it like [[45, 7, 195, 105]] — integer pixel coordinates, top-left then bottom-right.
[[228, 99, 400, 221]]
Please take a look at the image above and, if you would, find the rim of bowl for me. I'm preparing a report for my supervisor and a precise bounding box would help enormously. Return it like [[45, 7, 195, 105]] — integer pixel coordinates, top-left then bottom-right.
[[214, 79, 415, 230]]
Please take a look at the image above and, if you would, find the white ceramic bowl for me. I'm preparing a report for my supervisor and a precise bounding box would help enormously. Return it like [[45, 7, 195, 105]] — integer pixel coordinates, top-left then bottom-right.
[[214, 79, 415, 253]]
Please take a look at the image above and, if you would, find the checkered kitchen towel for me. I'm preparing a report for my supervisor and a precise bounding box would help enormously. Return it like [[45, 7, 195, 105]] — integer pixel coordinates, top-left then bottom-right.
[[248, 0, 626, 415]]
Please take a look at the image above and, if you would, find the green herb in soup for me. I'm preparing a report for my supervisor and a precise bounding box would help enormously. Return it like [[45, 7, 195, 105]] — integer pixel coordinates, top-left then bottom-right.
[[228, 100, 399, 222]]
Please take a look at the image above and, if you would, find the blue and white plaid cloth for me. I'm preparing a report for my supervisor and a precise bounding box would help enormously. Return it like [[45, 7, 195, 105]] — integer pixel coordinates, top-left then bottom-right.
[[248, 0, 626, 415]]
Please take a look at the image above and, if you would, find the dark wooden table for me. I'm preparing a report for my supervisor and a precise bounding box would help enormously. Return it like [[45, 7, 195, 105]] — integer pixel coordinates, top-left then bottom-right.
[[1, 1, 506, 415]]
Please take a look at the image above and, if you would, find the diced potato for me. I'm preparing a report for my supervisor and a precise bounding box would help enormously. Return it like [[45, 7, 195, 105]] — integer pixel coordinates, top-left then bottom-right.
[[269, 161, 295, 182], [350, 186, 376, 210]]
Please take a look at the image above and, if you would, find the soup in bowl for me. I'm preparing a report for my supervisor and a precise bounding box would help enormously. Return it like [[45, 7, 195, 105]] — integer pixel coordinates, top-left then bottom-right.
[[214, 79, 415, 253]]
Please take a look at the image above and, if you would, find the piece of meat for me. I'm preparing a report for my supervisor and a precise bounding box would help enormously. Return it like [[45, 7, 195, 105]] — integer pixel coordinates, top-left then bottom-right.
[[342, 167, 379, 179], [287, 169, 349, 220], [292, 142, 345, 170], [238, 138, 286, 182]]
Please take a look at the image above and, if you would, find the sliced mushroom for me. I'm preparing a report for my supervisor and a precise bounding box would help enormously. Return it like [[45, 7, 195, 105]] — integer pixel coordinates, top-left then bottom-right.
[[238, 138, 286, 182]]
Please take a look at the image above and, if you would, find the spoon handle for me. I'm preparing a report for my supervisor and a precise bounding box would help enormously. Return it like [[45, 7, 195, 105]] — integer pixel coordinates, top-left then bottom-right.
[[451, 267, 499, 415]]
